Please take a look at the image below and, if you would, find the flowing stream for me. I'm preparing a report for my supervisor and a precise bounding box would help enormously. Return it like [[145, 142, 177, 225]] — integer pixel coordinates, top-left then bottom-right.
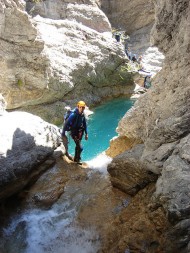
[[0, 97, 134, 253]]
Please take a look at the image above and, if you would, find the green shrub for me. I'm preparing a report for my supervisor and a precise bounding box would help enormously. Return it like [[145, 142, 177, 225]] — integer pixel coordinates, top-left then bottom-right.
[[17, 79, 23, 87]]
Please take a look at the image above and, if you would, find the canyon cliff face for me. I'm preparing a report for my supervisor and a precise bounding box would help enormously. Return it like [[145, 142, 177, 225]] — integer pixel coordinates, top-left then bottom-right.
[[0, 0, 133, 123], [1, 0, 190, 251], [100, 0, 154, 35], [108, 0, 190, 252], [100, 0, 164, 77]]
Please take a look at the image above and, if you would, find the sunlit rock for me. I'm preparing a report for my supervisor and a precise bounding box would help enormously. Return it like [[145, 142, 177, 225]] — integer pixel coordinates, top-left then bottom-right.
[[101, 0, 154, 35], [0, 0, 133, 124], [0, 111, 63, 200]]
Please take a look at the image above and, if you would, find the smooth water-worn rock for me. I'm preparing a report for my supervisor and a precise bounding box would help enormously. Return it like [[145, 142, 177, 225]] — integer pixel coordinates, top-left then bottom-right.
[[0, 111, 63, 200]]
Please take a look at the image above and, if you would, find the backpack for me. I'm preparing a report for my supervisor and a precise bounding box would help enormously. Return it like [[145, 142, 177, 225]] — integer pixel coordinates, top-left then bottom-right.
[[63, 107, 78, 131], [64, 108, 72, 121]]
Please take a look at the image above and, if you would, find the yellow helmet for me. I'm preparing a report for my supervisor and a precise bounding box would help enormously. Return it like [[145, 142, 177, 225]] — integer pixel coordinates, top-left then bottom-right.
[[77, 101, 86, 107]]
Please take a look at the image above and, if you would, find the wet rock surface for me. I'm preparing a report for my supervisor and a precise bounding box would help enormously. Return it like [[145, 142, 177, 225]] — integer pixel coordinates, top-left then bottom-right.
[[0, 154, 130, 253]]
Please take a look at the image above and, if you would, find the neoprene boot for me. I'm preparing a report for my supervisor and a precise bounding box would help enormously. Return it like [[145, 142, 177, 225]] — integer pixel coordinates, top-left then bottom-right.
[[74, 147, 81, 162]]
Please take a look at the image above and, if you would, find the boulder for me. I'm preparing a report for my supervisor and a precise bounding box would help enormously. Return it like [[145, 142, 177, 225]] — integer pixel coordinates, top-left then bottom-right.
[[107, 144, 157, 196], [0, 111, 63, 200]]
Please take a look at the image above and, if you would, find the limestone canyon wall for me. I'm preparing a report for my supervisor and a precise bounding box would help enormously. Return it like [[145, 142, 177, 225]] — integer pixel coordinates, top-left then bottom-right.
[[100, 0, 165, 76], [100, 0, 154, 35], [0, 0, 133, 123], [109, 0, 190, 251]]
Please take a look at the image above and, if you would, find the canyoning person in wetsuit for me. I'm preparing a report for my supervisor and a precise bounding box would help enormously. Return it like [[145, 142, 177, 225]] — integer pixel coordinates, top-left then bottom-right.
[[62, 101, 88, 163]]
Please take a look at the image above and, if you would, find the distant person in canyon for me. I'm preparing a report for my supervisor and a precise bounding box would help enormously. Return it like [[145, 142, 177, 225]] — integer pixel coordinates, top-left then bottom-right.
[[138, 55, 142, 64], [62, 101, 88, 163], [144, 75, 152, 89], [126, 47, 132, 60], [132, 54, 137, 62], [115, 33, 121, 42]]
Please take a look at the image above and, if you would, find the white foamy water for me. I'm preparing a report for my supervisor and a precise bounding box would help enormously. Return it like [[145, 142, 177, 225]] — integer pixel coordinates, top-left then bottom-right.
[[86, 153, 112, 174], [1, 154, 114, 253], [0, 153, 115, 253], [2, 193, 100, 253], [23, 210, 99, 253]]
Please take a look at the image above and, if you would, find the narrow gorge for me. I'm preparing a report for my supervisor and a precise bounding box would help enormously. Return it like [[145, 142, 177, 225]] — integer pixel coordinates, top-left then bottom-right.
[[0, 0, 190, 252]]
